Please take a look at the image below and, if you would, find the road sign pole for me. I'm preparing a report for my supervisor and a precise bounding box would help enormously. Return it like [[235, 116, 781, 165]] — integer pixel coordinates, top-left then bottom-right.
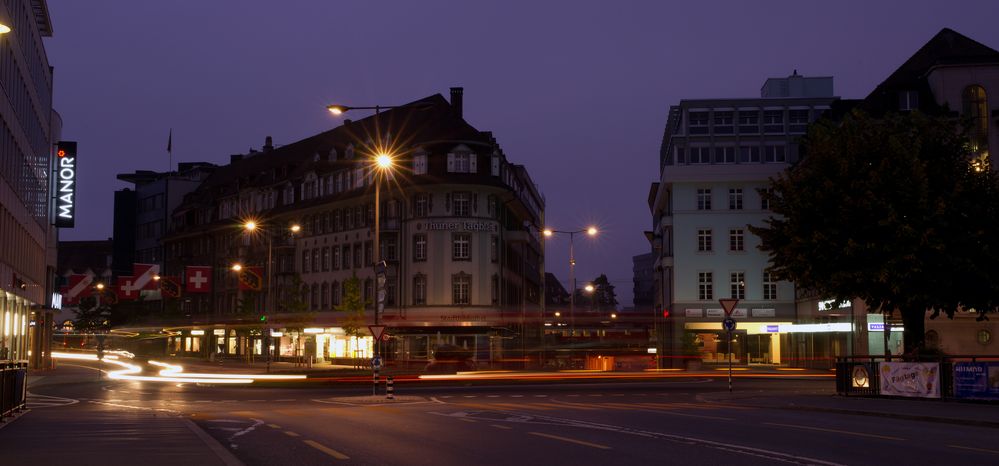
[[728, 330, 733, 392]]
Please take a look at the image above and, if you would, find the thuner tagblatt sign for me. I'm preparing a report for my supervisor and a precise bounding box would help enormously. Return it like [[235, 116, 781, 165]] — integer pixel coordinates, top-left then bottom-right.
[[54, 141, 78, 228]]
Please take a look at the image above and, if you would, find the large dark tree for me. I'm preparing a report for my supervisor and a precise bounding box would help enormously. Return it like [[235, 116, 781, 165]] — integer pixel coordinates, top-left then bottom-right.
[[751, 111, 999, 355]]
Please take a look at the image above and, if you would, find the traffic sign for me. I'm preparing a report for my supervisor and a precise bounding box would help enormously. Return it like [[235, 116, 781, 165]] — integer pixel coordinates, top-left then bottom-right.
[[371, 356, 383, 370], [719, 298, 739, 316], [368, 325, 387, 341], [723, 317, 737, 332]]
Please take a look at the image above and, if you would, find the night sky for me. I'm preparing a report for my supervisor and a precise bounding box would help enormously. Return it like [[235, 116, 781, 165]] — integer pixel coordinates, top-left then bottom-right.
[[46, 0, 999, 308]]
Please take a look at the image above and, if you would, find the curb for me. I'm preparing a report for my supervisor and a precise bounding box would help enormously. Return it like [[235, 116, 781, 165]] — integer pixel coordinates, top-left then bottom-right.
[[773, 404, 999, 429], [183, 418, 245, 466]]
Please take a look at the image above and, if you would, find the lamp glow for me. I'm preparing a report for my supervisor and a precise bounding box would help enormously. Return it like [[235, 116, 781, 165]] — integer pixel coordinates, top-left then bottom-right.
[[543, 229, 553, 237], [0, 23, 10, 35], [584, 284, 595, 293], [244, 221, 257, 231], [290, 224, 301, 233], [231, 264, 242, 272], [587, 227, 598, 236], [375, 153, 393, 169]]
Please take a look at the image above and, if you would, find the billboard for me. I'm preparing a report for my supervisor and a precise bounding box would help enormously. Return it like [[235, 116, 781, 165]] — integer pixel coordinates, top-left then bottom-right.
[[878, 362, 941, 398], [953, 362, 999, 401], [54, 141, 78, 228]]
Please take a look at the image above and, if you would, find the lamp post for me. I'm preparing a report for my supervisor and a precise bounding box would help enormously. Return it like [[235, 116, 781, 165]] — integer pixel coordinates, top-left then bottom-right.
[[0, 22, 10, 35], [542, 226, 598, 366], [241, 221, 300, 372]]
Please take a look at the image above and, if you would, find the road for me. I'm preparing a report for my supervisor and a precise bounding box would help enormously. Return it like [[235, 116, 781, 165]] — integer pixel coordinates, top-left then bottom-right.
[[8, 362, 999, 465]]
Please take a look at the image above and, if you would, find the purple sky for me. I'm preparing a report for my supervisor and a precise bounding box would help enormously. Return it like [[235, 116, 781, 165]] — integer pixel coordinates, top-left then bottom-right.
[[46, 1, 999, 308]]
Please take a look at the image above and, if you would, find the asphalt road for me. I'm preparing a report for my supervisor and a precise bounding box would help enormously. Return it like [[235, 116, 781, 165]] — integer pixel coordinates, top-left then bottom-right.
[[12, 363, 999, 465]]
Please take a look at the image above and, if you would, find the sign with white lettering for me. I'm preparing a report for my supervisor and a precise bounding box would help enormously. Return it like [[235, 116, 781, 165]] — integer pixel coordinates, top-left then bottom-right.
[[953, 362, 999, 400], [54, 141, 78, 228], [730, 308, 748, 318], [752, 308, 776, 317], [426, 221, 498, 232], [705, 308, 724, 318], [684, 309, 704, 318]]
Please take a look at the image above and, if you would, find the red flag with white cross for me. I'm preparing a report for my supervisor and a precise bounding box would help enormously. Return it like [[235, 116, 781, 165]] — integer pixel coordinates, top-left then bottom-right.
[[116, 276, 139, 301], [132, 263, 160, 291], [185, 266, 212, 293]]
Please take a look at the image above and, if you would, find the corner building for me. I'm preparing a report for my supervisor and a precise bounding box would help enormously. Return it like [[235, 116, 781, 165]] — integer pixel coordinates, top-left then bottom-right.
[[0, 1, 57, 367], [165, 89, 545, 366]]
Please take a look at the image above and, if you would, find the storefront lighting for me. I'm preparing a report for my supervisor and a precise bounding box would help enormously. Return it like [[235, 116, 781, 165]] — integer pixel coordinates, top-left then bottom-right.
[[213, 328, 226, 336], [270, 331, 283, 337], [190, 329, 205, 336], [304, 327, 324, 334]]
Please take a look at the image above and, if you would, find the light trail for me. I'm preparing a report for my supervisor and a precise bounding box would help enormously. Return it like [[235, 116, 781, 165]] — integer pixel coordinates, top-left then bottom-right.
[[148, 360, 307, 381]]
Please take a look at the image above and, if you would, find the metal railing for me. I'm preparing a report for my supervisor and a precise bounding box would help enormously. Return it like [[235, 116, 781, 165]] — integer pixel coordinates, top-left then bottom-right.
[[1, 360, 28, 421]]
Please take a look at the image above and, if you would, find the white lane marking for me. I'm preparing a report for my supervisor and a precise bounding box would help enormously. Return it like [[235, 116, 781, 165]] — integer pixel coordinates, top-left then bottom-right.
[[430, 397, 446, 404], [25, 393, 79, 408], [511, 395, 523, 398], [228, 418, 264, 447], [487, 395, 500, 398], [529, 431, 611, 450], [304, 439, 350, 460], [440, 396, 453, 399], [764, 422, 906, 441], [87, 400, 182, 415], [463, 395, 477, 398], [534, 395, 548, 398]]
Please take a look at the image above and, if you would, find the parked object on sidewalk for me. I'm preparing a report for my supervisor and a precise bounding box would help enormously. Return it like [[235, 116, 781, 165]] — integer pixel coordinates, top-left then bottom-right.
[[1, 361, 28, 421]]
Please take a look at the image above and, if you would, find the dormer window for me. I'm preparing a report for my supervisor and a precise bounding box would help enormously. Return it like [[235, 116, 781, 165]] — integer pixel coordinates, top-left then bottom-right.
[[414, 153, 428, 175], [447, 150, 477, 173], [899, 91, 919, 111]]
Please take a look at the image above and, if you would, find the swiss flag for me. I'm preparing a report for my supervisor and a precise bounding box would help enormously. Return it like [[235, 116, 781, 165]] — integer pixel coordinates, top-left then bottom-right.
[[116, 276, 139, 301], [185, 266, 212, 293], [64, 274, 94, 300], [132, 263, 161, 291]]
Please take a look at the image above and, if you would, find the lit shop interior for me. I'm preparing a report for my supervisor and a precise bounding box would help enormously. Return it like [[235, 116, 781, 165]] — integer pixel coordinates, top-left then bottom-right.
[[683, 321, 857, 367], [167, 327, 374, 362]]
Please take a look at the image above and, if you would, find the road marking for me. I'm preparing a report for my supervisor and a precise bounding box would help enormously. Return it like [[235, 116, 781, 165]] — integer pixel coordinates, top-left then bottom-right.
[[304, 440, 350, 460], [267, 424, 282, 429], [490, 424, 512, 430], [284, 431, 301, 437], [440, 396, 453, 399], [533, 395, 548, 398], [510, 395, 523, 398], [948, 444, 999, 455], [430, 397, 446, 404], [458, 417, 477, 423], [248, 400, 266, 402], [529, 432, 611, 450], [567, 394, 580, 397], [463, 395, 477, 398], [25, 393, 78, 408], [275, 399, 297, 402], [487, 395, 499, 398], [764, 422, 905, 441]]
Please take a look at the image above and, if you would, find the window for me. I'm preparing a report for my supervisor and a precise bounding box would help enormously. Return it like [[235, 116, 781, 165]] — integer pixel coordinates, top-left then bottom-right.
[[313, 249, 320, 272], [414, 154, 428, 175], [302, 249, 311, 273], [331, 281, 341, 306], [383, 236, 397, 261], [761, 188, 774, 210], [789, 109, 809, 133], [453, 192, 471, 217], [342, 245, 352, 269], [963, 85, 989, 160], [698, 272, 713, 300], [491, 275, 499, 305], [365, 241, 372, 265], [364, 279, 373, 305], [311, 283, 319, 310], [321, 247, 330, 271], [697, 229, 712, 252], [688, 147, 711, 164], [452, 233, 470, 260], [715, 147, 736, 164], [713, 111, 734, 134], [353, 168, 365, 189], [491, 156, 500, 176], [490, 235, 499, 263], [448, 151, 477, 173], [321, 282, 329, 308], [738, 111, 759, 134], [688, 111, 709, 134], [452, 273, 470, 305], [729, 188, 743, 210], [764, 145, 786, 163], [333, 246, 341, 270], [386, 279, 397, 306], [729, 229, 744, 251], [763, 272, 777, 300], [354, 244, 362, 268], [739, 146, 761, 163], [899, 90, 919, 111], [763, 110, 783, 133], [730, 272, 745, 300], [413, 275, 427, 305], [697, 188, 712, 210], [335, 172, 344, 193], [413, 234, 427, 261], [333, 210, 342, 231], [414, 193, 429, 217]]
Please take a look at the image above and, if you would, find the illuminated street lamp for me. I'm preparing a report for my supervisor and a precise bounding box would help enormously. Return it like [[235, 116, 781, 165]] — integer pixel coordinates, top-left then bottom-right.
[[542, 225, 599, 363], [231, 263, 242, 272], [584, 284, 595, 293], [0, 23, 10, 35]]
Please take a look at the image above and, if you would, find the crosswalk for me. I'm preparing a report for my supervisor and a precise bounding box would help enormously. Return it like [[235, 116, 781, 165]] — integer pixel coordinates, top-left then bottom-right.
[[25, 393, 79, 409]]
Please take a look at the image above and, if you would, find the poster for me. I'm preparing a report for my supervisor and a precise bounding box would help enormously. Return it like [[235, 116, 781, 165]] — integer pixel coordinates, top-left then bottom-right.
[[953, 362, 999, 401], [878, 362, 941, 398]]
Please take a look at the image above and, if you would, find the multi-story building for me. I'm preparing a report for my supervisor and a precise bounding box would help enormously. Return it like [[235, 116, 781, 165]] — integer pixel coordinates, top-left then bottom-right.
[[113, 162, 216, 276], [164, 88, 546, 366], [0, 1, 57, 368], [631, 252, 655, 314], [649, 73, 839, 368]]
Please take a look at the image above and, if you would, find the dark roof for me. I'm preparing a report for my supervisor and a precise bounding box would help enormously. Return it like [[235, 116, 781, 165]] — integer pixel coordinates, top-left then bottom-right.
[[57, 240, 113, 275], [862, 28, 999, 115], [176, 93, 493, 215]]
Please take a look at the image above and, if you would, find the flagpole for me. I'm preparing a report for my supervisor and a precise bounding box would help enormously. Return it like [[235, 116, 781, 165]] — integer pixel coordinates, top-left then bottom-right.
[[162, 129, 172, 314]]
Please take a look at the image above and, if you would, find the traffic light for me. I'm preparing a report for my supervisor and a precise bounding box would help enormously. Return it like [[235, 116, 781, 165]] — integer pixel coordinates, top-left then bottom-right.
[[259, 315, 267, 322], [662, 308, 670, 319]]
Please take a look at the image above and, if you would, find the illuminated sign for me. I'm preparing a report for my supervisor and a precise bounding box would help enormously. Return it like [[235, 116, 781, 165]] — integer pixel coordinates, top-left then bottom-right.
[[868, 323, 904, 332], [425, 221, 498, 232], [190, 329, 205, 336], [819, 299, 851, 311], [54, 141, 78, 228]]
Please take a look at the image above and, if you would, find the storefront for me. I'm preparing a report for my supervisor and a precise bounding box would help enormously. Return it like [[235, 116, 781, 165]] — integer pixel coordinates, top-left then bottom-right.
[[683, 321, 854, 367]]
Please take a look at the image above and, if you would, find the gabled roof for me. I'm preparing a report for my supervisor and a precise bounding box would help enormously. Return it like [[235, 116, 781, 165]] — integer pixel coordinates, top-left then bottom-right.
[[875, 28, 999, 93]]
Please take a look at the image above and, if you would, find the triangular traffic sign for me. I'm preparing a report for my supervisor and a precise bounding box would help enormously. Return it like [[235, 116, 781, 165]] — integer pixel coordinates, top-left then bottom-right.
[[368, 325, 387, 341], [719, 299, 740, 316]]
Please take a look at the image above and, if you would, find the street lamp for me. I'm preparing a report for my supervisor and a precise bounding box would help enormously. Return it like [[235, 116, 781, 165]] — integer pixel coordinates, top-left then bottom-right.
[[542, 226, 598, 365], [0, 23, 10, 35], [231, 263, 242, 272]]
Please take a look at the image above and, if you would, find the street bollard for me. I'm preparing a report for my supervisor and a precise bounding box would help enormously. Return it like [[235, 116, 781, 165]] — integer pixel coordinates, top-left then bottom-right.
[[373, 369, 379, 396], [386, 376, 394, 400]]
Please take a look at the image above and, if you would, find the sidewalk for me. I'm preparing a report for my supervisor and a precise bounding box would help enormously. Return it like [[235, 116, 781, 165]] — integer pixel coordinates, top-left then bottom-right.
[[699, 388, 999, 428], [0, 366, 242, 466]]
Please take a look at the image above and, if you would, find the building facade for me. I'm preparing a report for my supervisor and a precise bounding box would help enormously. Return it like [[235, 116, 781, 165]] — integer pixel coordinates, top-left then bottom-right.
[[0, 0, 57, 368], [650, 73, 839, 368], [163, 89, 546, 366]]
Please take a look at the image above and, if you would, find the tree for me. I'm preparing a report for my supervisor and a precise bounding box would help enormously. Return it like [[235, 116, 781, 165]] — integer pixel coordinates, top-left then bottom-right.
[[73, 295, 111, 333], [751, 111, 999, 355], [577, 274, 619, 312], [336, 274, 367, 337]]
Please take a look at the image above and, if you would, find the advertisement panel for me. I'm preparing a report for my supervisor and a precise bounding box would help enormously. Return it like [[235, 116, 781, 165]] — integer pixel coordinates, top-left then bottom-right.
[[953, 362, 999, 401], [878, 362, 941, 398]]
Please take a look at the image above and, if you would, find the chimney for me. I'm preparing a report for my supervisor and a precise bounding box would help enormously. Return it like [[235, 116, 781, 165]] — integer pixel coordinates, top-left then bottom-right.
[[450, 87, 464, 118], [263, 136, 274, 152]]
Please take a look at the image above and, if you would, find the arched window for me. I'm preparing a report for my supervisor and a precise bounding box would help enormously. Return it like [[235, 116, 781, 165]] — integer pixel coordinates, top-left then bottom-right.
[[962, 85, 989, 166], [321, 282, 329, 309], [331, 281, 341, 307], [311, 283, 319, 310]]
